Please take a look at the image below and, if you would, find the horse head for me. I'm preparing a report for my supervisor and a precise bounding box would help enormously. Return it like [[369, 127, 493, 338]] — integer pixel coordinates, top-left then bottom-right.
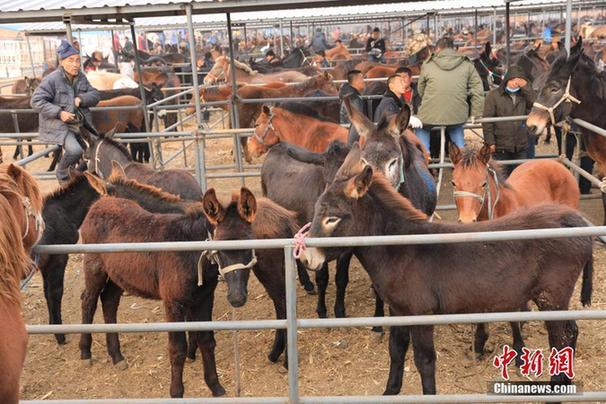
[[248, 105, 279, 160], [527, 38, 586, 135], [202, 187, 257, 308], [203, 56, 227, 85]]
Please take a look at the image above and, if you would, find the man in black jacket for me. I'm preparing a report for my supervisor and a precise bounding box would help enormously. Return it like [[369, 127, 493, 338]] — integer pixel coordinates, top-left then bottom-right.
[[374, 74, 405, 124], [366, 27, 386, 63], [482, 65, 536, 175], [339, 69, 367, 144]]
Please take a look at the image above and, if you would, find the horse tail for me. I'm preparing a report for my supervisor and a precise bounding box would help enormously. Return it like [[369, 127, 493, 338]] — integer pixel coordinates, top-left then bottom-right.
[[581, 254, 593, 307]]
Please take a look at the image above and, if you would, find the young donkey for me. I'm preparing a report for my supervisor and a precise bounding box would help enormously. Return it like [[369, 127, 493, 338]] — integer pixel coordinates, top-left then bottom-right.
[[300, 143, 593, 396]]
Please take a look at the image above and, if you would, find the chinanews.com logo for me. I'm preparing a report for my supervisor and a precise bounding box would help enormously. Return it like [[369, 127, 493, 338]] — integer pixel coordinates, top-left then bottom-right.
[[489, 345, 582, 396]]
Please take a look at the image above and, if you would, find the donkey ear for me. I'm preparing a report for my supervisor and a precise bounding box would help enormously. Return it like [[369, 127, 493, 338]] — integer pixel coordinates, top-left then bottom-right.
[[567, 44, 583, 71], [392, 104, 411, 135], [238, 187, 257, 223], [6, 163, 22, 181], [110, 160, 126, 180], [570, 36, 583, 54], [262, 105, 271, 115], [477, 144, 493, 165], [345, 165, 373, 199], [343, 96, 374, 142], [202, 188, 225, 225], [449, 143, 462, 165], [105, 126, 118, 139], [84, 171, 109, 195]]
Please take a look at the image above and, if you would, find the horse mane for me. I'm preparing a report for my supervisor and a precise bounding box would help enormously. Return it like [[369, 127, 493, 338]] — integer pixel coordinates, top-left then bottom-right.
[[459, 148, 512, 189], [368, 173, 428, 222], [43, 172, 90, 203], [1, 165, 42, 211], [276, 102, 333, 123], [253, 198, 299, 238], [107, 175, 183, 203]]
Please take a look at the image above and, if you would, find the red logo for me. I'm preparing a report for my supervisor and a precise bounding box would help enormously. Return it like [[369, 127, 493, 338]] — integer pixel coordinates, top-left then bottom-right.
[[493, 345, 575, 380]]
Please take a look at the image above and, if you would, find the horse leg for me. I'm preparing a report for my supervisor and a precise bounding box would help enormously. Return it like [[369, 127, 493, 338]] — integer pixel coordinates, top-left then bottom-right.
[[129, 143, 140, 162], [372, 287, 386, 334], [12, 141, 22, 160], [334, 251, 352, 318], [410, 325, 437, 394], [473, 324, 489, 359], [41, 255, 68, 345], [511, 321, 526, 367], [100, 279, 126, 367], [315, 262, 329, 318], [79, 256, 107, 364], [47, 149, 62, 172], [164, 301, 188, 398], [142, 142, 151, 163], [187, 300, 226, 397], [27, 139, 33, 156], [384, 324, 411, 395], [296, 260, 315, 294], [266, 285, 287, 366]]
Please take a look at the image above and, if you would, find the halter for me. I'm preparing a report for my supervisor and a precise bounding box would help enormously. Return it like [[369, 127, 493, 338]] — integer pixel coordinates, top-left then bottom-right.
[[479, 58, 503, 87], [94, 139, 105, 179], [532, 76, 581, 127], [196, 231, 257, 286], [20, 195, 44, 241], [452, 166, 501, 220], [254, 108, 279, 145]]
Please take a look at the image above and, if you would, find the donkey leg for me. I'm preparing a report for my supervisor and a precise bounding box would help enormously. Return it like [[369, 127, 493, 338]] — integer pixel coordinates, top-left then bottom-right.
[[473, 324, 489, 359], [100, 280, 126, 367], [511, 322, 526, 367], [27, 139, 34, 156], [296, 260, 315, 294], [164, 301, 187, 398], [411, 325, 437, 395], [545, 320, 578, 386], [315, 263, 329, 319], [384, 325, 411, 395], [142, 142, 151, 163], [372, 288, 386, 334], [334, 252, 352, 318], [41, 255, 68, 345], [79, 257, 107, 364], [266, 287, 287, 365], [12, 141, 22, 160], [188, 302, 225, 397]]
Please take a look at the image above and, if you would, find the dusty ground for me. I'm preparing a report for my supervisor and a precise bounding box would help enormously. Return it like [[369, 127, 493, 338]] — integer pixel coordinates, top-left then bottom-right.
[[4, 121, 606, 401]]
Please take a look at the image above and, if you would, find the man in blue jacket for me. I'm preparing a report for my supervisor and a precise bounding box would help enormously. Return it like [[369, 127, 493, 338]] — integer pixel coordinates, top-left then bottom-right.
[[31, 39, 100, 183]]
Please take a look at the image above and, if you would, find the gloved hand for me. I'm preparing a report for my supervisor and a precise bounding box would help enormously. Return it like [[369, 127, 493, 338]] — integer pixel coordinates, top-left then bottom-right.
[[408, 115, 423, 129]]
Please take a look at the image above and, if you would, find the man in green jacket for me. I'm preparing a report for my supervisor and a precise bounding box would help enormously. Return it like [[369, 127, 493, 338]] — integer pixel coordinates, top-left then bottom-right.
[[416, 37, 484, 154], [482, 65, 536, 175]]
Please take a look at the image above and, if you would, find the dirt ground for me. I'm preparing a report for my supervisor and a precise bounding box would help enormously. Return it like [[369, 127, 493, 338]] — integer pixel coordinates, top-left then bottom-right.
[[6, 121, 606, 401]]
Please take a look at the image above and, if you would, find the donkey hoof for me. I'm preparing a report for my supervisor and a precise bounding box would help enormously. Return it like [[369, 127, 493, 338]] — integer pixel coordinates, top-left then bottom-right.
[[305, 287, 317, 296], [211, 385, 226, 397], [278, 365, 288, 374], [370, 329, 384, 343], [185, 356, 196, 363], [82, 358, 93, 368], [55, 334, 67, 345], [114, 359, 128, 370], [475, 352, 484, 362]]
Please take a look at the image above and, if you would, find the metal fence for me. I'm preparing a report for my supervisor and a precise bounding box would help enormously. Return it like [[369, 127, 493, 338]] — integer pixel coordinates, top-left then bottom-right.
[[21, 225, 606, 403]]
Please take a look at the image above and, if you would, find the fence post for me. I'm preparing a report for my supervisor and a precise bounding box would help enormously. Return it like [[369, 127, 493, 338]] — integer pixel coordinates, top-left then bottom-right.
[[193, 130, 207, 191], [284, 246, 299, 404]]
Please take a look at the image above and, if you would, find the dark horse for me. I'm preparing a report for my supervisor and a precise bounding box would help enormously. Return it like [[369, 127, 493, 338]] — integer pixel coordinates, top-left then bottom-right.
[[527, 37, 606, 223], [0, 96, 37, 160], [300, 143, 593, 396], [473, 42, 504, 91]]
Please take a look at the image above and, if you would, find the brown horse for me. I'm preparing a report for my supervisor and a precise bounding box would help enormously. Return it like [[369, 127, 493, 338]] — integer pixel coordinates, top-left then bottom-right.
[[300, 143, 593, 396], [93, 95, 143, 134], [324, 43, 352, 61], [0, 96, 38, 159], [203, 56, 308, 85], [247, 105, 348, 159], [0, 164, 43, 404], [451, 145, 580, 223], [365, 65, 397, 79], [11, 77, 40, 96]]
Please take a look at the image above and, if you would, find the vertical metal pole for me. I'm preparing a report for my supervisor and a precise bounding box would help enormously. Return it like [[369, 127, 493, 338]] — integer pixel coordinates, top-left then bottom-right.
[[284, 247, 299, 404], [474, 9, 478, 46], [279, 19, 285, 57], [290, 20, 294, 50], [401, 18, 406, 45], [434, 13, 438, 42], [64, 19, 74, 45], [426, 13, 430, 35], [25, 35, 36, 78], [493, 8, 497, 45], [243, 24, 248, 50], [565, 0, 572, 55], [506, 1, 511, 69], [77, 29, 83, 56], [129, 22, 151, 133], [187, 5, 207, 191], [226, 12, 244, 186]]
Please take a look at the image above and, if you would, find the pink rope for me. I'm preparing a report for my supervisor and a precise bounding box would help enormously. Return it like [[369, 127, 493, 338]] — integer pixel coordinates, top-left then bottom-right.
[[293, 222, 311, 259]]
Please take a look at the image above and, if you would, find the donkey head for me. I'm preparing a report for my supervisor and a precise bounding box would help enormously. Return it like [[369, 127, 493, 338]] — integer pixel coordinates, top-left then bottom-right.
[[527, 38, 584, 135], [202, 187, 257, 308]]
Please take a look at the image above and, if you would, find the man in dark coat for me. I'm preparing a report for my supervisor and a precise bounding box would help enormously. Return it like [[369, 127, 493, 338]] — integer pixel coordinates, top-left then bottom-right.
[[482, 65, 536, 175], [31, 39, 100, 183], [374, 74, 405, 123], [339, 69, 367, 144], [366, 27, 386, 62]]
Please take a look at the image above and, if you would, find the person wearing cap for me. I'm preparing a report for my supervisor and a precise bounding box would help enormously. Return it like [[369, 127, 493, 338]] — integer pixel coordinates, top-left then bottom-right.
[[31, 39, 100, 183], [482, 65, 536, 176], [366, 27, 386, 63]]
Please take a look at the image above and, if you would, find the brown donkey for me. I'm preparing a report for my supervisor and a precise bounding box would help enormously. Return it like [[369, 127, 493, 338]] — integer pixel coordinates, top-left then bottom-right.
[[301, 143, 593, 396]]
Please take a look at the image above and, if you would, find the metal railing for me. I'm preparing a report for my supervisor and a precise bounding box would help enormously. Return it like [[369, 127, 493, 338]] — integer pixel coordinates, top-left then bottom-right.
[[23, 225, 606, 403]]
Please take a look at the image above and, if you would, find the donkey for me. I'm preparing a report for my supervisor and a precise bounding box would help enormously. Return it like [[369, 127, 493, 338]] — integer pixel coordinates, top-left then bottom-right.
[[300, 143, 593, 396], [473, 42, 504, 91], [527, 37, 606, 224]]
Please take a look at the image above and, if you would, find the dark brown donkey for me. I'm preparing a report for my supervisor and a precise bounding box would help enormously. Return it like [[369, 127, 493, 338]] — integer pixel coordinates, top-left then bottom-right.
[[0, 96, 37, 159], [79, 195, 229, 398], [300, 143, 593, 396]]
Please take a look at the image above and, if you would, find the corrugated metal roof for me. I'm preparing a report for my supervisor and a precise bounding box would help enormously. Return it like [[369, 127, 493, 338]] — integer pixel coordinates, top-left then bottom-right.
[[0, 0, 192, 13]]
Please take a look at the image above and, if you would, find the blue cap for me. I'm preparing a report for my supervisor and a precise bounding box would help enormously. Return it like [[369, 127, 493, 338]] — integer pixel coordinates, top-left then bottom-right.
[[57, 39, 79, 60]]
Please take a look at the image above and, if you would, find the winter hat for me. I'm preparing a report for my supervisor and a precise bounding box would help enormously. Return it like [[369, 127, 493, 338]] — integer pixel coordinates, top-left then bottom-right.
[[57, 39, 79, 60]]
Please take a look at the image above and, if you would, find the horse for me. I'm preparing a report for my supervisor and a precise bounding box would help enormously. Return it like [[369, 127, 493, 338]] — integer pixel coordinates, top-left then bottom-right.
[[0, 96, 37, 160], [79, 195, 226, 398], [450, 145, 580, 223], [324, 43, 352, 61], [250, 47, 313, 72], [300, 142, 593, 396], [86, 71, 139, 90], [247, 104, 348, 160], [0, 164, 43, 404], [203, 56, 309, 85], [473, 42, 505, 91], [527, 37, 606, 223], [11, 77, 40, 96]]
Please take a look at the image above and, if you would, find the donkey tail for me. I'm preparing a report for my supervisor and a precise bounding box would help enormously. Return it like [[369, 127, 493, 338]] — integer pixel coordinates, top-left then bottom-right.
[[581, 255, 593, 307]]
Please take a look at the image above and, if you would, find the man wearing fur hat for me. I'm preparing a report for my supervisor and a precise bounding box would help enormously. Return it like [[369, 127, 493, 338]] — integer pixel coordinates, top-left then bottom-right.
[[31, 39, 100, 183]]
